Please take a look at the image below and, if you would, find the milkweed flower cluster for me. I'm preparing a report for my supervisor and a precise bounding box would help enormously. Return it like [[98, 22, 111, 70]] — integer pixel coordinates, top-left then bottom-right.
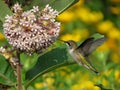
[[3, 3, 60, 54]]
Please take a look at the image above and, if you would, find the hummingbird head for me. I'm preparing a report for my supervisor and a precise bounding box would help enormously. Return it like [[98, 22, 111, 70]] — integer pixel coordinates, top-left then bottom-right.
[[63, 40, 77, 50]]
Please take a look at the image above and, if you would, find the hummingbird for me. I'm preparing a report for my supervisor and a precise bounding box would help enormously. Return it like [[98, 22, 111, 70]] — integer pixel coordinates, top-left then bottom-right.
[[62, 37, 106, 74]]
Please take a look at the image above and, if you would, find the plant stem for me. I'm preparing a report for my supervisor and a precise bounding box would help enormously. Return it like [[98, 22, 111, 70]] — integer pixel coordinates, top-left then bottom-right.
[[16, 52, 22, 90], [17, 64, 22, 90]]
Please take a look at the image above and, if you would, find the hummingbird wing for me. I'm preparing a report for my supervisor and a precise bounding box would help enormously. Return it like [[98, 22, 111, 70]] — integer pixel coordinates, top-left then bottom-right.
[[88, 37, 106, 55], [77, 37, 106, 56], [76, 37, 94, 56]]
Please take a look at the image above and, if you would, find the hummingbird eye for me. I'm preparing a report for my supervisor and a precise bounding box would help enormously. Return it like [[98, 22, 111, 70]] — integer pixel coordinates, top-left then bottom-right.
[[66, 42, 72, 49], [66, 42, 71, 46]]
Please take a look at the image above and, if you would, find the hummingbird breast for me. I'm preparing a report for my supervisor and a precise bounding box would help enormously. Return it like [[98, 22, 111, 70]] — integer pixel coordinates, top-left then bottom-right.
[[68, 48, 99, 74], [69, 49, 83, 65]]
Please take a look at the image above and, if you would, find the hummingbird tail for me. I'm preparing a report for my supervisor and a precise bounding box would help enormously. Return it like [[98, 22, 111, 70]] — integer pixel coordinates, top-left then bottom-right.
[[84, 64, 99, 74], [85, 57, 99, 74], [90, 66, 99, 74], [93, 69, 99, 74]]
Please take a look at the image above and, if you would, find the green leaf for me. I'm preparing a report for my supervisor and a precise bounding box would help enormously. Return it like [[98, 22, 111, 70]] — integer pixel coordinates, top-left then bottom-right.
[[91, 33, 105, 39], [0, 0, 13, 22], [25, 47, 74, 88], [23, 0, 79, 14], [0, 55, 16, 86], [49, 0, 79, 14]]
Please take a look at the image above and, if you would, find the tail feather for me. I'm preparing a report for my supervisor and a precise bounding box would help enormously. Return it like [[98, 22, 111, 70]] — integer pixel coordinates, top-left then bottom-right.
[[84, 64, 99, 74], [85, 57, 99, 74]]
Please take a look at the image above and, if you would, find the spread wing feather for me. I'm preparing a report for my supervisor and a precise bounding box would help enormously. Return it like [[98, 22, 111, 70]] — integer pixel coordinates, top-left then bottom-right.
[[77, 37, 106, 56]]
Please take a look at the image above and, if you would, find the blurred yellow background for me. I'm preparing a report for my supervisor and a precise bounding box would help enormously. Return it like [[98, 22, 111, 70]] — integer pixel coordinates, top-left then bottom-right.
[[34, 0, 120, 90], [1, 0, 120, 90]]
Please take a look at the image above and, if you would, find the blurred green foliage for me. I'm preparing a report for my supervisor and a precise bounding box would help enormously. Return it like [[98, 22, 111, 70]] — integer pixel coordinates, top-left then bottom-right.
[[34, 0, 120, 90]]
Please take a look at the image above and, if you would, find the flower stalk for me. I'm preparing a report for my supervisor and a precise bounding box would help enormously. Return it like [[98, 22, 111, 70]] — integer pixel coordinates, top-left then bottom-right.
[[16, 51, 22, 90], [2, 3, 60, 90]]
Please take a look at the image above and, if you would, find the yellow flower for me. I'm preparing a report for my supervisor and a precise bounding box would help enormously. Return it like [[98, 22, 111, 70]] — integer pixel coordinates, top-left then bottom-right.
[[57, 11, 74, 22], [76, 7, 91, 23], [71, 84, 81, 90], [60, 71, 66, 77], [71, 81, 101, 90], [60, 29, 89, 42], [111, 0, 120, 3], [45, 77, 55, 86], [74, 29, 89, 39], [72, 0, 84, 8], [93, 86, 101, 90], [88, 11, 103, 23], [60, 33, 81, 42], [110, 7, 120, 15], [102, 78, 109, 87], [60, 34, 77, 41], [76, 7, 103, 24], [111, 53, 120, 63], [97, 21, 114, 34], [115, 70, 120, 82], [34, 82, 44, 89], [97, 42, 109, 52], [105, 38, 119, 53], [107, 28, 120, 39], [104, 69, 113, 76], [82, 81, 94, 89], [0, 33, 5, 40]]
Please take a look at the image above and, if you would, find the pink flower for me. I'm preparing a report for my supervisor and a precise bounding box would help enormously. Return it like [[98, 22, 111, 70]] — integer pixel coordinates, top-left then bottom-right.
[[3, 4, 60, 54]]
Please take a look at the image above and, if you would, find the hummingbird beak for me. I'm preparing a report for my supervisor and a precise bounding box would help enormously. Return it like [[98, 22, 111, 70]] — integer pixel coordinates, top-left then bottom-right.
[[58, 39, 71, 48], [59, 39, 67, 43]]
